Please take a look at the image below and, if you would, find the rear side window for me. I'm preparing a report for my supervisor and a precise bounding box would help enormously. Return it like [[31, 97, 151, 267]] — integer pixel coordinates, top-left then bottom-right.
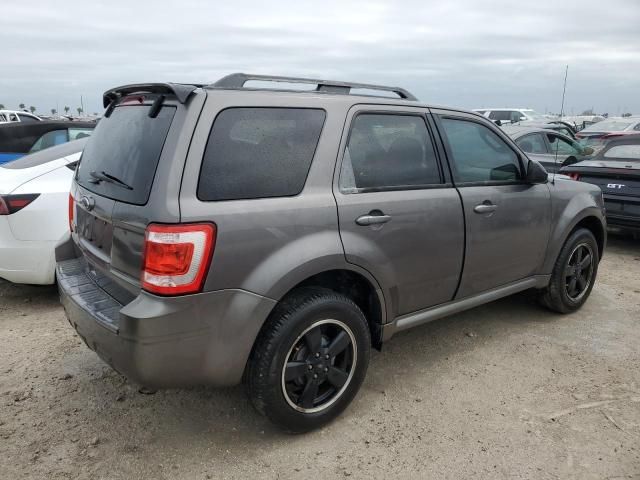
[[18, 114, 39, 123], [198, 108, 325, 201], [76, 105, 176, 205], [340, 113, 441, 192], [68, 128, 93, 141], [440, 118, 521, 183]]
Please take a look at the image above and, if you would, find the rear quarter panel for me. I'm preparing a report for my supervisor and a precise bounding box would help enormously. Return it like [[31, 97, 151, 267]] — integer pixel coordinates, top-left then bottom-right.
[[178, 91, 358, 301]]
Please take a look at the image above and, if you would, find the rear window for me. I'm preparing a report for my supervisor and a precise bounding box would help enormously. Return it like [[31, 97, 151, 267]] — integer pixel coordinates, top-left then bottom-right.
[[197, 108, 325, 201], [2, 138, 87, 169], [603, 144, 640, 160], [76, 105, 175, 205]]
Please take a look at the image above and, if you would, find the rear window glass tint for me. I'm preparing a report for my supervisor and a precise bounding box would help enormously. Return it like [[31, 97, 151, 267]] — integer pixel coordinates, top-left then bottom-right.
[[198, 108, 325, 201], [604, 144, 640, 160], [76, 105, 175, 205], [29, 130, 68, 152], [2, 138, 87, 169]]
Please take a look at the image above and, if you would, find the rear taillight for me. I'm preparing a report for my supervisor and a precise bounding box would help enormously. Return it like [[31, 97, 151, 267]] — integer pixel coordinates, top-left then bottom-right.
[[68, 194, 75, 231], [141, 223, 216, 296], [0, 194, 40, 215], [567, 172, 581, 181]]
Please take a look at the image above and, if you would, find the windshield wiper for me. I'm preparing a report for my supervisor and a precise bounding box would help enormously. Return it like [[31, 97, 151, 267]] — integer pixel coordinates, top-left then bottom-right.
[[88, 171, 133, 190]]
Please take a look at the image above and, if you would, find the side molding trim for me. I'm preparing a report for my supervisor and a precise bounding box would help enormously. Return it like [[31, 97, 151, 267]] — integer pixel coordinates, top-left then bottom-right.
[[381, 275, 550, 342]]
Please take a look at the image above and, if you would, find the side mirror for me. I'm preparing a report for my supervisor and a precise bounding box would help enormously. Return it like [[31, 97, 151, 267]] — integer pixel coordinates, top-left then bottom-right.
[[582, 146, 594, 156], [494, 119, 502, 127], [525, 159, 548, 184]]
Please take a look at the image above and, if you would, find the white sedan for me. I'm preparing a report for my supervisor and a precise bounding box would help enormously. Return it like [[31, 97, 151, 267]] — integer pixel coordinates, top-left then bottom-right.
[[0, 139, 86, 284]]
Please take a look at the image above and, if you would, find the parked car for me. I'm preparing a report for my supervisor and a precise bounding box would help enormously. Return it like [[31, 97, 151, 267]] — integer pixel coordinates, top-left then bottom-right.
[[473, 108, 550, 124], [502, 125, 594, 172], [509, 120, 578, 139], [0, 110, 42, 124], [561, 134, 640, 232], [0, 139, 86, 284], [575, 117, 640, 152], [0, 120, 94, 164], [56, 74, 606, 432], [560, 115, 605, 132]]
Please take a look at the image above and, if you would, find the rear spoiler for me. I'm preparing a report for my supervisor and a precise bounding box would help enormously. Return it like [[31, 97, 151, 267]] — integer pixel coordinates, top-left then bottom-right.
[[102, 83, 203, 108]]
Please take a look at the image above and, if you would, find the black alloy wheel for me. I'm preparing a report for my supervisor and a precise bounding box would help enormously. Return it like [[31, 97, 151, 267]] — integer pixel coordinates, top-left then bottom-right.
[[281, 319, 356, 413]]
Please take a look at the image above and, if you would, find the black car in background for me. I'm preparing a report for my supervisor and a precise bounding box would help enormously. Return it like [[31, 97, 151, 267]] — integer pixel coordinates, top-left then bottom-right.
[[0, 120, 96, 165], [561, 134, 640, 232]]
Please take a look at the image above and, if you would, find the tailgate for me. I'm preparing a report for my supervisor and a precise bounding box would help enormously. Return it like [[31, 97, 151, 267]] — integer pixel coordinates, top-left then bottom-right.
[[70, 97, 182, 304]]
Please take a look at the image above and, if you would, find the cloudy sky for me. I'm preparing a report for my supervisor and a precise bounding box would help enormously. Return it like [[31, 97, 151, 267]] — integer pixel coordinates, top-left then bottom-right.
[[2, 0, 638, 115]]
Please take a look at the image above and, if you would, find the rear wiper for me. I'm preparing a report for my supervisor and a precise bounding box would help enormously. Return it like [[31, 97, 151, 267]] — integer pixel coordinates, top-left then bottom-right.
[[88, 171, 133, 190]]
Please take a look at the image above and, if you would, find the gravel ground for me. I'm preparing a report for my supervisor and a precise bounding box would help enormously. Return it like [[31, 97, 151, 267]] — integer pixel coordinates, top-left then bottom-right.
[[1, 232, 639, 479]]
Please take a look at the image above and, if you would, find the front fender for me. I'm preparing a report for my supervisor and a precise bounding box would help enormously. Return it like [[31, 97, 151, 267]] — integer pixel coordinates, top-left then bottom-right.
[[542, 182, 606, 273]]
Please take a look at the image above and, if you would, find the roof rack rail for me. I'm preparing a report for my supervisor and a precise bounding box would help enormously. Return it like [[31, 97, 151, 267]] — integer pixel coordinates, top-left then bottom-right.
[[102, 82, 203, 107], [211, 73, 418, 101]]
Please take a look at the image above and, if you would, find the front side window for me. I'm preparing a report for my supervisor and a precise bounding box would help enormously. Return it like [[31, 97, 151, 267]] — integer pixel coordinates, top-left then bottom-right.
[[198, 108, 325, 201], [29, 130, 68, 152], [340, 113, 441, 193], [440, 118, 521, 183], [516, 133, 548, 154], [510, 111, 524, 123], [547, 134, 581, 155], [488, 111, 512, 122]]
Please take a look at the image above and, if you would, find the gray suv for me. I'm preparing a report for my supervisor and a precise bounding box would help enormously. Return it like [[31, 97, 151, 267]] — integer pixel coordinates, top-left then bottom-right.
[[56, 74, 606, 432]]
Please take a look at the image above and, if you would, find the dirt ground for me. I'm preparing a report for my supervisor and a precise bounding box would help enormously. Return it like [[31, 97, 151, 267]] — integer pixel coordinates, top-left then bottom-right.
[[1, 232, 639, 480]]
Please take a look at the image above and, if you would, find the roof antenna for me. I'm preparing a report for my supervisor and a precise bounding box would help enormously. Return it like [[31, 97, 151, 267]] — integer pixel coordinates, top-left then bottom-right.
[[553, 65, 569, 184]]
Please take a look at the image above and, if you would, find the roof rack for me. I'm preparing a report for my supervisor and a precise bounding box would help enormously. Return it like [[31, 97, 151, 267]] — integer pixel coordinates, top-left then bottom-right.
[[210, 73, 418, 101], [102, 83, 203, 107]]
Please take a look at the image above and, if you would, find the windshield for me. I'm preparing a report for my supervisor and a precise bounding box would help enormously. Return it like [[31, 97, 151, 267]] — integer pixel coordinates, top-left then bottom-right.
[[521, 110, 548, 121], [76, 105, 175, 205], [583, 119, 635, 132]]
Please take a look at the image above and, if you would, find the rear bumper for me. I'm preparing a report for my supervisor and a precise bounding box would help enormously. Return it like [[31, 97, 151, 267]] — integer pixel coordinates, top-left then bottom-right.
[[604, 194, 640, 230], [57, 256, 276, 388]]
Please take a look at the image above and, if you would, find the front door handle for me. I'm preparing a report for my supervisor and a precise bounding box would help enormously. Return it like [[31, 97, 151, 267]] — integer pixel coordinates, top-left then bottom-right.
[[473, 202, 497, 214], [356, 213, 392, 226]]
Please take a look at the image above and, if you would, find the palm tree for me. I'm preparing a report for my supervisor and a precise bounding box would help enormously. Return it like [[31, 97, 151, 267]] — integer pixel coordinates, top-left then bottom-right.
[[51, 108, 57, 116], [64, 106, 70, 115], [19, 103, 25, 110], [77, 107, 83, 116], [29, 106, 36, 114]]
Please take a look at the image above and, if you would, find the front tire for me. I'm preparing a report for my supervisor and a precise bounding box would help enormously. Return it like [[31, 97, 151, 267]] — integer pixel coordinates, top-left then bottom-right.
[[247, 288, 371, 433], [539, 228, 599, 313]]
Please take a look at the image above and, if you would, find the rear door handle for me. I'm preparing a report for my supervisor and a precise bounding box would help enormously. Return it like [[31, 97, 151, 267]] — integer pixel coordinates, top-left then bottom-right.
[[473, 203, 497, 214], [356, 213, 392, 226]]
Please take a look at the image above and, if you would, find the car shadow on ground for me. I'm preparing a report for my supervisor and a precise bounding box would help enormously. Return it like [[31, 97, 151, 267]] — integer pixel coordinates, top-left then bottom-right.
[[50, 283, 570, 449], [1, 229, 637, 449]]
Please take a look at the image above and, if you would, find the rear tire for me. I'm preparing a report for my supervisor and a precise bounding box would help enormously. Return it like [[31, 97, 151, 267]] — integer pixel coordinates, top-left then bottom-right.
[[247, 288, 370, 433], [539, 228, 599, 313]]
